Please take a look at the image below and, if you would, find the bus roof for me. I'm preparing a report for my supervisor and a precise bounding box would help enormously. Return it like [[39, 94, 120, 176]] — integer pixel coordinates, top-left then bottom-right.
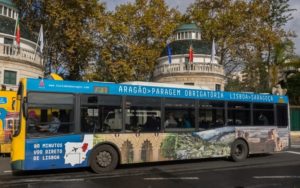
[[24, 78, 288, 104]]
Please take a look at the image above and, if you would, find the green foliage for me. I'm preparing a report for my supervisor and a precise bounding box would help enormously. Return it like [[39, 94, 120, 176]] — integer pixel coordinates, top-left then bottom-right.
[[187, 0, 295, 92], [225, 78, 243, 92], [13, 0, 296, 88], [88, 0, 181, 82], [14, 0, 105, 80]]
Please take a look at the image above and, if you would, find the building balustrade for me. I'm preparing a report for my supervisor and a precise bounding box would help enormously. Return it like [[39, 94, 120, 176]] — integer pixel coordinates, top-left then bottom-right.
[[0, 43, 42, 66], [154, 63, 225, 77]]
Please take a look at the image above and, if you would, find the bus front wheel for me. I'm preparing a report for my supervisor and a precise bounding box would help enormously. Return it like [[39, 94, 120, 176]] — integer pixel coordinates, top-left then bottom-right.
[[231, 139, 248, 162], [90, 145, 119, 173]]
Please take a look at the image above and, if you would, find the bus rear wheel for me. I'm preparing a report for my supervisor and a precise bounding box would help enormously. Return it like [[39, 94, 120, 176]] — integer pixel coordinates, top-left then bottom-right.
[[90, 145, 118, 173], [231, 139, 248, 162]]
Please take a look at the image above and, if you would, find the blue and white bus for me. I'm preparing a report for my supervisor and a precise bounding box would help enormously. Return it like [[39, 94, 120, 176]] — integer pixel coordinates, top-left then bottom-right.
[[11, 78, 289, 173]]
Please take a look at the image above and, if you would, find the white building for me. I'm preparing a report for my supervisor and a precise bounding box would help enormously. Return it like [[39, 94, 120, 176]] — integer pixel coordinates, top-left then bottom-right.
[[0, 0, 43, 90], [153, 23, 225, 91]]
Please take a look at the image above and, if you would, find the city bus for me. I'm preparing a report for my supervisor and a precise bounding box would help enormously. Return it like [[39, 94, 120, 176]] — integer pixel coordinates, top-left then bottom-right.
[[0, 90, 18, 155], [11, 78, 289, 173]]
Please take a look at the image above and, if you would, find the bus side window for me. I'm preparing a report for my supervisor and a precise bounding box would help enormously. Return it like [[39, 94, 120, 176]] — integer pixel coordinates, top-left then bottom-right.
[[164, 98, 196, 131], [253, 103, 274, 126], [125, 96, 161, 133], [276, 104, 288, 127], [199, 101, 225, 130], [80, 95, 122, 133]]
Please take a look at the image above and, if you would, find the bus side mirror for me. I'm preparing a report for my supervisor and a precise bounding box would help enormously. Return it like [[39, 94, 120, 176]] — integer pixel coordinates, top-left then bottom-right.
[[12, 97, 16, 111], [22, 97, 28, 119]]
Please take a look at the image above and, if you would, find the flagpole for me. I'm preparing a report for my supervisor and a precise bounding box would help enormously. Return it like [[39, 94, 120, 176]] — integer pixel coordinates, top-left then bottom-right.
[[13, 14, 19, 46], [34, 25, 42, 60], [167, 41, 172, 74], [210, 38, 215, 64]]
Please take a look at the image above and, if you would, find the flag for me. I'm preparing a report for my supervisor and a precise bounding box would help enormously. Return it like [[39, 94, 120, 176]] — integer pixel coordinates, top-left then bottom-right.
[[210, 39, 215, 63], [189, 45, 193, 64], [38, 25, 44, 53], [15, 17, 20, 46], [167, 43, 172, 64]]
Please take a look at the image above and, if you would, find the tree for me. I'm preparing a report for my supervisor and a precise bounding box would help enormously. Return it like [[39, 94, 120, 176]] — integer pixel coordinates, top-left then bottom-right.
[[268, 39, 294, 87], [283, 56, 300, 105], [88, 0, 181, 82], [14, 0, 106, 80], [186, 0, 295, 91], [225, 78, 243, 92]]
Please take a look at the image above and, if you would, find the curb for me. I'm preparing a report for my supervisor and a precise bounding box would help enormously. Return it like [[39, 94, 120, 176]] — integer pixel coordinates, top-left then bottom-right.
[[290, 145, 300, 149], [290, 131, 300, 147]]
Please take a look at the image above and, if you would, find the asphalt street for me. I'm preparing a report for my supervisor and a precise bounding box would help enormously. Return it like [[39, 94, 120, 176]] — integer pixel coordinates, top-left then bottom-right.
[[0, 148, 300, 188]]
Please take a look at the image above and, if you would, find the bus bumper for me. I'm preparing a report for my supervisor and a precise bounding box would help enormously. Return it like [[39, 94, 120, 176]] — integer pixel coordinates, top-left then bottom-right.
[[11, 160, 24, 171]]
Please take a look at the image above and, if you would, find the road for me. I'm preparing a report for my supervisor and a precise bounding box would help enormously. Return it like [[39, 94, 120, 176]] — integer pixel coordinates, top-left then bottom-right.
[[0, 148, 300, 188]]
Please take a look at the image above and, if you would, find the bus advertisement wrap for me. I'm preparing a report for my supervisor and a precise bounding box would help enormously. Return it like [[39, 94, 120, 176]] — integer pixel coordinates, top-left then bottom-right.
[[24, 127, 289, 170], [25, 135, 93, 170]]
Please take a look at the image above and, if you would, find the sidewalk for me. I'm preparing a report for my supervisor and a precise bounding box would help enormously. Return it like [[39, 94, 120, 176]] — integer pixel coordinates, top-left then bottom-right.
[[290, 131, 300, 148]]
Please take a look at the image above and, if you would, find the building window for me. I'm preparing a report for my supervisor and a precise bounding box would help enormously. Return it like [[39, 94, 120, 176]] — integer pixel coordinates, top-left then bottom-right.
[[181, 32, 184, 40], [4, 38, 13, 45], [0, 5, 3, 15], [215, 84, 221, 91], [4, 6, 7, 16], [184, 32, 188, 39], [4, 70, 17, 85], [188, 31, 192, 39], [184, 83, 194, 86], [177, 33, 180, 40], [8, 8, 11, 17]]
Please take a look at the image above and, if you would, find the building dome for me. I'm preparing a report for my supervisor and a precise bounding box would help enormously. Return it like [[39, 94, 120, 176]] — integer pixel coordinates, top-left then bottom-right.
[[160, 40, 211, 57], [0, 0, 43, 90], [0, 0, 16, 8], [174, 23, 201, 33], [152, 23, 225, 91]]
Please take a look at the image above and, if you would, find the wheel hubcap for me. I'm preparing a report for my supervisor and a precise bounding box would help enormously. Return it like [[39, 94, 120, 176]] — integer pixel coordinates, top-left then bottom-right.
[[96, 151, 112, 167], [235, 144, 243, 156]]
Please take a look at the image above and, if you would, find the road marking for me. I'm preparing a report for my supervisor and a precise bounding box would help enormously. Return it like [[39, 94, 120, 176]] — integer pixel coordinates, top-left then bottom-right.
[[43, 179, 84, 182], [144, 177, 199, 181], [253, 176, 300, 179], [3, 170, 12, 173], [5, 178, 85, 184], [285, 151, 300, 155]]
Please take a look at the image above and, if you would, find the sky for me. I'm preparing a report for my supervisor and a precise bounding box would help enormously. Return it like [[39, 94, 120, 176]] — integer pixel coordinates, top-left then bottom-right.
[[101, 0, 300, 55]]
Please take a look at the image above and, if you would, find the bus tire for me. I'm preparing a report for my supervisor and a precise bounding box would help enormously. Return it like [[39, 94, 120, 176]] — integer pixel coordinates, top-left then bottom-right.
[[90, 144, 118, 173], [231, 139, 248, 162]]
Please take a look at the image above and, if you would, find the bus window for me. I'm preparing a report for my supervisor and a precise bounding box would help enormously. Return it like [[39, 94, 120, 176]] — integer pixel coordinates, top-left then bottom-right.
[[253, 103, 274, 126], [26, 93, 74, 137], [164, 98, 195, 130], [276, 104, 288, 127], [125, 96, 161, 132], [227, 102, 250, 126], [199, 101, 225, 130], [80, 95, 122, 133]]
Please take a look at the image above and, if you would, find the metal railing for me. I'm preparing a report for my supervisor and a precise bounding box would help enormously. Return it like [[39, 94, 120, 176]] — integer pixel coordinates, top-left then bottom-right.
[[153, 63, 225, 77], [0, 43, 42, 66]]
